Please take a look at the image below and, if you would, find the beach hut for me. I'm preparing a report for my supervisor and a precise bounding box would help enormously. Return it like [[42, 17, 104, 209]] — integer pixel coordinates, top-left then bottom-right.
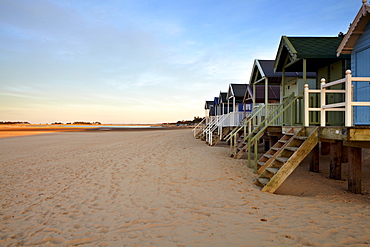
[[337, 0, 370, 125], [192, 100, 216, 138], [228, 1, 370, 194], [273, 36, 350, 126], [227, 59, 315, 158], [217, 92, 232, 116], [226, 84, 248, 126], [204, 101, 215, 120], [248, 59, 316, 125]]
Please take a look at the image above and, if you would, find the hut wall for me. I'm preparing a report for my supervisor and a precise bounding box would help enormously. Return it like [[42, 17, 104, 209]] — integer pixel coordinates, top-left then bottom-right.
[[353, 21, 370, 125]]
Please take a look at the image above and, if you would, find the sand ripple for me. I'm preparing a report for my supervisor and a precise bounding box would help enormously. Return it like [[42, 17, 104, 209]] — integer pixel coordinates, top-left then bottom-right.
[[1, 130, 369, 246]]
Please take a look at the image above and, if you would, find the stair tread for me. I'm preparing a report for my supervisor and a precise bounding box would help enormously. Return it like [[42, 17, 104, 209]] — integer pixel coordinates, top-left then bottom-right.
[[285, 146, 299, 151], [294, 136, 308, 140], [257, 161, 265, 166], [278, 140, 288, 143], [266, 167, 280, 174], [258, 177, 270, 186], [271, 147, 280, 151], [276, 156, 289, 162], [264, 154, 273, 158]]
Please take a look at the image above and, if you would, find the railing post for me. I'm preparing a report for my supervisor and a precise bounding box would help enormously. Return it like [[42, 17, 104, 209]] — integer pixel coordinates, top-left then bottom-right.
[[254, 138, 258, 173], [234, 135, 237, 157], [345, 70, 353, 127], [304, 84, 309, 127], [320, 78, 326, 127], [247, 137, 252, 168]]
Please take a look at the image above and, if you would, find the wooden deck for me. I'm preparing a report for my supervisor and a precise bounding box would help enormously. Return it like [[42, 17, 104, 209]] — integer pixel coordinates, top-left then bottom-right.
[[261, 126, 370, 194]]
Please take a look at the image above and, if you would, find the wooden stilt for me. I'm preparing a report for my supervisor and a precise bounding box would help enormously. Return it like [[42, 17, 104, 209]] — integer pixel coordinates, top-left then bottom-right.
[[321, 142, 331, 155], [342, 146, 348, 163], [329, 140, 342, 180], [309, 143, 320, 172], [348, 146, 362, 194]]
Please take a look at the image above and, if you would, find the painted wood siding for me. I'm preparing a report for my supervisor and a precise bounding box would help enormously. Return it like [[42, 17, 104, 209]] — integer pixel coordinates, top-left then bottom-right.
[[352, 21, 370, 125]]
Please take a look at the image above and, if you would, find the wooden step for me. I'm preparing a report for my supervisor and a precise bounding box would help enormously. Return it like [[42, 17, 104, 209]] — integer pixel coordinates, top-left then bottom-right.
[[294, 136, 308, 140], [279, 140, 288, 143], [258, 161, 265, 167], [258, 178, 270, 186], [276, 157, 289, 163], [261, 127, 320, 193], [285, 147, 299, 152], [271, 147, 280, 151], [266, 167, 279, 174], [263, 154, 273, 159]]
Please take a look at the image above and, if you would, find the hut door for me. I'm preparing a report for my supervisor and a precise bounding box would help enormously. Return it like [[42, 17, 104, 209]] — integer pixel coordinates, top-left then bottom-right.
[[354, 47, 370, 125]]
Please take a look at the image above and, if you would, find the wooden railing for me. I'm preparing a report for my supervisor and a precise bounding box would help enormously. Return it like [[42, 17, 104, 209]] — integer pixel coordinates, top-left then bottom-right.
[[224, 104, 265, 143], [206, 113, 229, 145], [245, 93, 302, 171], [304, 70, 370, 127], [192, 118, 206, 137]]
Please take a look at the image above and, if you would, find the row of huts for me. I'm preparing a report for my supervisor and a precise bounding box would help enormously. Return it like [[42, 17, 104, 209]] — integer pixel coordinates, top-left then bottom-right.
[[193, 0, 370, 194]]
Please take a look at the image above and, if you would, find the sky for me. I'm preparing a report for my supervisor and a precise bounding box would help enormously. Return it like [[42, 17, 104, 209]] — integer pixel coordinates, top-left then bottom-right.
[[0, 0, 363, 124]]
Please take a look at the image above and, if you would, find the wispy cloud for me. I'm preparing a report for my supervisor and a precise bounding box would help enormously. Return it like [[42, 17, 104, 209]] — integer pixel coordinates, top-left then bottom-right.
[[0, 0, 361, 123]]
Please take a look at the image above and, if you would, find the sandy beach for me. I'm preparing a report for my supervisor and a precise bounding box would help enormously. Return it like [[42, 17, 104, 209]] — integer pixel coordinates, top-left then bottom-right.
[[1, 129, 369, 246]]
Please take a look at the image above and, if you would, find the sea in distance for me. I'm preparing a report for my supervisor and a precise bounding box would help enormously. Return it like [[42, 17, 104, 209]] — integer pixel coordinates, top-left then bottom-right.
[[25, 125, 162, 129]]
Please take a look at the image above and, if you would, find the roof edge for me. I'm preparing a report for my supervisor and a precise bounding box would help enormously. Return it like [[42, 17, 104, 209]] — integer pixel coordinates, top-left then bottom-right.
[[337, 2, 370, 56]]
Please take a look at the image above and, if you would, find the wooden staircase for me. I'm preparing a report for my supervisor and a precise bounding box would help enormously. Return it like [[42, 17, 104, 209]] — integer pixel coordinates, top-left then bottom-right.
[[254, 127, 319, 193], [231, 92, 303, 162], [233, 131, 264, 159], [256, 128, 297, 173]]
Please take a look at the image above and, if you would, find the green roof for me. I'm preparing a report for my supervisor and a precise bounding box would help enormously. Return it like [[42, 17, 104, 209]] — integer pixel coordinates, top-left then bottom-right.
[[288, 37, 344, 59], [274, 36, 350, 72]]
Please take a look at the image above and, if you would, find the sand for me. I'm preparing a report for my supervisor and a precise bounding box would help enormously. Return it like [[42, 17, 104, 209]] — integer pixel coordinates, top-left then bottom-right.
[[0, 129, 369, 246]]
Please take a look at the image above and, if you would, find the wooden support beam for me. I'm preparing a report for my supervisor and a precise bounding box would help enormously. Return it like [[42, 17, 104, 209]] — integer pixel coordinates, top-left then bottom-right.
[[348, 128, 370, 141], [342, 146, 348, 163], [309, 143, 320, 172], [343, 141, 370, 149], [348, 146, 362, 194], [321, 142, 331, 155], [320, 127, 346, 140], [329, 140, 342, 180]]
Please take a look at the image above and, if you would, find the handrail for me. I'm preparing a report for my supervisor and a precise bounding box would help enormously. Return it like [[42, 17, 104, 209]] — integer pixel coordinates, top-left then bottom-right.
[[243, 94, 295, 143], [192, 118, 206, 137], [304, 70, 370, 127], [225, 104, 265, 142], [200, 116, 219, 137], [245, 92, 303, 171], [207, 113, 230, 145]]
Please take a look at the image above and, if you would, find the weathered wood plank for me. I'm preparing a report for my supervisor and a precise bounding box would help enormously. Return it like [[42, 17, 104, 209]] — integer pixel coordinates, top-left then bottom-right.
[[329, 140, 342, 180], [342, 146, 348, 163], [309, 143, 320, 172], [348, 128, 370, 141], [261, 128, 319, 193], [257, 136, 292, 175], [320, 127, 346, 141], [321, 142, 331, 155], [348, 146, 362, 194], [343, 141, 370, 149]]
